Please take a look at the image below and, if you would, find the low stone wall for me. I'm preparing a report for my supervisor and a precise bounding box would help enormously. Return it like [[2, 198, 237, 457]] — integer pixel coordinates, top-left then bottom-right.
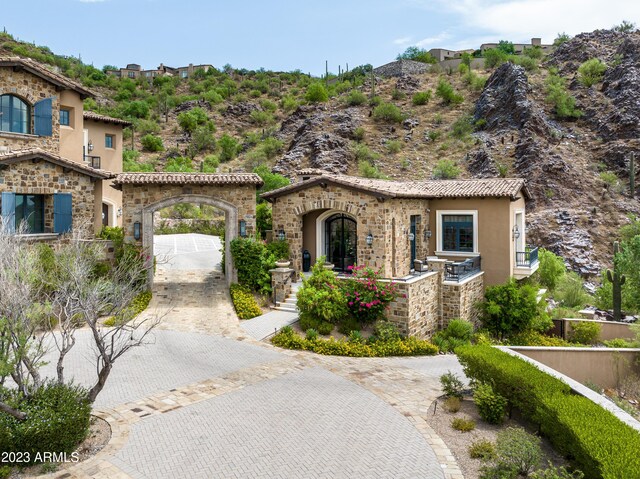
[[387, 272, 440, 338], [373, 60, 431, 77], [509, 346, 640, 389], [553, 318, 636, 341], [442, 273, 484, 328]]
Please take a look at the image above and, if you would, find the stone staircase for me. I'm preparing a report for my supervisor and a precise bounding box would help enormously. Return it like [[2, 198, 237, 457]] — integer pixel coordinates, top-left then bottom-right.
[[274, 280, 302, 313]]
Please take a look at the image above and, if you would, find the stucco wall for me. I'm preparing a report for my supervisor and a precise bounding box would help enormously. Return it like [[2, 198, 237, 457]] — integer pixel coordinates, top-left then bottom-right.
[[558, 318, 636, 342], [510, 347, 640, 389], [58, 90, 85, 162], [0, 160, 97, 235], [430, 197, 512, 286], [0, 66, 61, 153]]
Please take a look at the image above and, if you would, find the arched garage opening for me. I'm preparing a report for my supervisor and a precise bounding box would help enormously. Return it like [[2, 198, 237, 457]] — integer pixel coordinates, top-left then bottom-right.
[[113, 173, 263, 288]]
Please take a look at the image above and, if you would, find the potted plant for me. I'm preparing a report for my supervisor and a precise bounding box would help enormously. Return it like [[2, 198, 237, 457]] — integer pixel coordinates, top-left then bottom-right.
[[275, 258, 291, 268]]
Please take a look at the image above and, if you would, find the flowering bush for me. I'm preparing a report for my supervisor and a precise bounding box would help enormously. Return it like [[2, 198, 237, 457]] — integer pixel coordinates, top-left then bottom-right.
[[296, 258, 348, 324], [342, 265, 403, 324]]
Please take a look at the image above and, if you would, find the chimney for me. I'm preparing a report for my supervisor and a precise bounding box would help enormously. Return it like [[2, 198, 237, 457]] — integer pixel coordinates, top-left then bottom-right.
[[531, 38, 541, 46]]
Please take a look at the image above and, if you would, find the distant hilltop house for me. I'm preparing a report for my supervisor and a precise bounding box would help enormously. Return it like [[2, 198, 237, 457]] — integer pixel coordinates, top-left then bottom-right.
[[374, 37, 554, 77], [106, 63, 215, 80]]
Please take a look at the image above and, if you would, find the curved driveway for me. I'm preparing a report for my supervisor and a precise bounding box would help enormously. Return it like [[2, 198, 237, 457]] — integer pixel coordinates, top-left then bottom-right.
[[48, 234, 464, 479]]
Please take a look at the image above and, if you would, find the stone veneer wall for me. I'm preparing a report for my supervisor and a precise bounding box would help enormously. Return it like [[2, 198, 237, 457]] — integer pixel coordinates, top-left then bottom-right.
[[0, 67, 61, 153], [442, 273, 484, 327], [387, 272, 441, 338], [271, 184, 430, 278], [0, 160, 96, 234]]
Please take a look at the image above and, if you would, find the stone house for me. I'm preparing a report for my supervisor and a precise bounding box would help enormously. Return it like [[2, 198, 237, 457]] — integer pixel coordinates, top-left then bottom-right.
[[107, 63, 215, 80], [263, 170, 539, 337], [0, 56, 129, 236]]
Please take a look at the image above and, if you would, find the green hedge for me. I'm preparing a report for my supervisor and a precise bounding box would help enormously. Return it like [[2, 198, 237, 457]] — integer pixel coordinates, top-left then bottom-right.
[[271, 327, 438, 357], [456, 345, 640, 478], [0, 383, 91, 464], [230, 283, 262, 319]]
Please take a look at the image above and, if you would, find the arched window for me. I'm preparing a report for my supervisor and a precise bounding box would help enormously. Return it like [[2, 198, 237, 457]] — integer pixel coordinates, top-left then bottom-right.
[[324, 213, 357, 272], [0, 95, 30, 134]]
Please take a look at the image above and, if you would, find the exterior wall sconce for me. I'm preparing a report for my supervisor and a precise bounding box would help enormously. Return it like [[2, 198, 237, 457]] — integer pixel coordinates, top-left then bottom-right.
[[88, 140, 94, 152], [424, 229, 432, 240], [133, 221, 141, 240], [278, 229, 286, 241], [408, 232, 415, 241], [239, 220, 247, 237], [366, 232, 374, 246], [117, 207, 122, 217], [512, 225, 521, 240]]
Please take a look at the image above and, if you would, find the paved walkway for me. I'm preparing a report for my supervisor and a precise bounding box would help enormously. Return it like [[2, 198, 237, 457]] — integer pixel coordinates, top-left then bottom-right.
[[41, 239, 464, 479], [240, 310, 299, 340]]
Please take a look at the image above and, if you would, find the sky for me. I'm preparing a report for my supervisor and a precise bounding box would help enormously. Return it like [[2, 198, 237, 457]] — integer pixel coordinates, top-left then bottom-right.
[[2, 0, 639, 75]]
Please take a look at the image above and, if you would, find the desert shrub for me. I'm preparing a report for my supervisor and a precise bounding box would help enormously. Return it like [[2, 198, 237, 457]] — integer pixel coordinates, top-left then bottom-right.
[[373, 321, 401, 342], [577, 59, 607, 87], [480, 279, 540, 339], [537, 248, 566, 291], [440, 371, 465, 398], [463, 70, 487, 91], [353, 127, 365, 142], [337, 316, 361, 335], [369, 95, 382, 107], [373, 102, 405, 123], [305, 328, 318, 341], [469, 439, 497, 461], [546, 70, 582, 119], [513, 55, 539, 72], [443, 396, 462, 413], [353, 142, 380, 163], [358, 160, 387, 179], [451, 417, 476, 432], [385, 139, 403, 154], [229, 283, 262, 319], [164, 156, 194, 172], [530, 463, 584, 479], [0, 382, 90, 463], [189, 126, 217, 154], [412, 90, 432, 105], [396, 46, 437, 64], [451, 115, 474, 139], [554, 33, 571, 46], [305, 82, 329, 103], [603, 338, 633, 348], [524, 46, 544, 60], [140, 134, 164, 152], [202, 154, 219, 173], [483, 48, 509, 69], [345, 89, 367, 106], [433, 318, 474, 352], [481, 427, 542, 478], [177, 107, 208, 134], [473, 382, 507, 424], [218, 133, 240, 162], [390, 88, 405, 100], [507, 330, 570, 347], [568, 321, 601, 345], [435, 79, 464, 105], [280, 95, 299, 112], [432, 159, 460, 179], [250, 110, 274, 125], [296, 259, 349, 324], [135, 118, 161, 135], [599, 171, 618, 188], [555, 272, 590, 308]]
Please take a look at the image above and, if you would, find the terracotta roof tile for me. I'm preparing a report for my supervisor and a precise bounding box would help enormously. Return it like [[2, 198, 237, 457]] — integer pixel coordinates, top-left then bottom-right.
[[83, 111, 132, 127], [262, 174, 530, 200], [0, 56, 94, 98], [112, 172, 264, 188], [0, 148, 114, 179]]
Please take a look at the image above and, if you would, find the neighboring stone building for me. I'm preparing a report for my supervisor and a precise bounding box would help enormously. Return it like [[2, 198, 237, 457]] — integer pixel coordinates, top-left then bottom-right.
[[263, 171, 539, 337], [373, 59, 432, 77], [0, 56, 129, 235], [106, 63, 215, 80], [480, 37, 554, 54]]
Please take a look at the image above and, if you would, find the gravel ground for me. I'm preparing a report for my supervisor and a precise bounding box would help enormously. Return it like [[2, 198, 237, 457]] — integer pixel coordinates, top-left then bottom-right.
[[426, 396, 569, 479]]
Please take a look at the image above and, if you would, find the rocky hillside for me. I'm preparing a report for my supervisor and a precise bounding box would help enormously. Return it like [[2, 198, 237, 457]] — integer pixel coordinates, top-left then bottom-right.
[[2, 29, 639, 278]]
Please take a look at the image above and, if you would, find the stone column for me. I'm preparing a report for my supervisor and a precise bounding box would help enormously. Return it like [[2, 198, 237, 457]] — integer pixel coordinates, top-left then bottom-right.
[[270, 267, 295, 304]]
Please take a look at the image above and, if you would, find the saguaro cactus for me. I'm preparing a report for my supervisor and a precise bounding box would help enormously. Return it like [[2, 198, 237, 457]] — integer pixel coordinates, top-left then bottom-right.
[[630, 152, 636, 198], [606, 241, 626, 322]]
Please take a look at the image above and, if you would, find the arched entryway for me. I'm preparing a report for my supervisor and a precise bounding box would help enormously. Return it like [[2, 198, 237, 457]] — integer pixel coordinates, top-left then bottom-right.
[[142, 194, 238, 285], [113, 172, 263, 288], [320, 211, 357, 272]]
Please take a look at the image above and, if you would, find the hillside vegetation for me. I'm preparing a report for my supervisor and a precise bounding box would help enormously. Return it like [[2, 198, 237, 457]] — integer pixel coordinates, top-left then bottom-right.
[[1, 28, 639, 275]]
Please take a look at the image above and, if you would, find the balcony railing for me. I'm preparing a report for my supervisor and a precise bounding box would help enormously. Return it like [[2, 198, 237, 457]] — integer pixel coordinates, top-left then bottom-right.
[[516, 246, 539, 268], [84, 155, 101, 169], [444, 256, 482, 282]]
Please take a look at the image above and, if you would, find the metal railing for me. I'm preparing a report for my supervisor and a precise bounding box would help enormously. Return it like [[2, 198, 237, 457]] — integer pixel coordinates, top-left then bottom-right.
[[444, 256, 482, 282], [84, 155, 101, 169], [516, 246, 539, 268]]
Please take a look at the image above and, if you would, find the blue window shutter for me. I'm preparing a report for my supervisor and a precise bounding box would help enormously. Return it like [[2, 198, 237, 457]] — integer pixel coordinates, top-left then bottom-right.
[[54, 193, 72, 233], [34, 97, 53, 137], [1, 192, 16, 234]]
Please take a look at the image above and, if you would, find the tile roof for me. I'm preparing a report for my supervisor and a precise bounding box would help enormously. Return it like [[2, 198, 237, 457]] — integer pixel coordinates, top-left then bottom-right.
[[262, 173, 530, 201], [0, 148, 114, 179], [83, 111, 133, 127], [112, 172, 264, 189], [0, 56, 94, 98]]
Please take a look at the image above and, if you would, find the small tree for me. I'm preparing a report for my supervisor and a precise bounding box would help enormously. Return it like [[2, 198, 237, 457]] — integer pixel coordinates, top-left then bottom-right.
[[577, 59, 607, 87], [432, 159, 460, 179], [305, 83, 329, 103], [537, 248, 566, 290], [553, 32, 571, 46], [480, 279, 539, 339], [218, 133, 240, 162], [140, 134, 164, 152], [396, 46, 437, 64], [497, 40, 515, 55]]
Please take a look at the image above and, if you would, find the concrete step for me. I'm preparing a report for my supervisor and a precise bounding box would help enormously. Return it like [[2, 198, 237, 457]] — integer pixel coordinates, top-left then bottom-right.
[[275, 305, 298, 313], [284, 298, 297, 305]]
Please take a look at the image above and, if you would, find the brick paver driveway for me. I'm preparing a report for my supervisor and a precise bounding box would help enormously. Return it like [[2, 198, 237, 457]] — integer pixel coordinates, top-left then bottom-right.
[[47, 234, 464, 479]]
